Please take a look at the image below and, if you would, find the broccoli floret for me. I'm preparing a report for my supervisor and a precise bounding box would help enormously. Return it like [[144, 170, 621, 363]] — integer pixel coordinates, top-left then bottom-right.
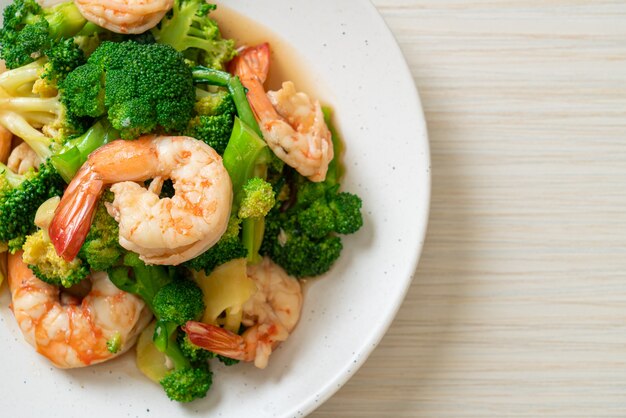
[[260, 176, 363, 278], [78, 190, 123, 271], [22, 229, 89, 288], [183, 216, 247, 274], [152, 280, 205, 325], [185, 114, 233, 154], [262, 209, 343, 278], [183, 89, 235, 154], [61, 41, 195, 139], [194, 89, 236, 116], [152, 0, 236, 70], [238, 178, 275, 219], [160, 363, 212, 403], [0, 161, 65, 246], [39, 38, 86, 85], [150, 280, 211, 403], [297, 199, 335, 239], [59, 64, 104, 118], [0, 0, 87, 69], [329, 192, 363, 234]]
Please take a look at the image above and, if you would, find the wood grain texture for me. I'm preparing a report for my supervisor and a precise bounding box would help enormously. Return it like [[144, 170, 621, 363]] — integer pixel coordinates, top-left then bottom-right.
[[311, 1, 626, 417]]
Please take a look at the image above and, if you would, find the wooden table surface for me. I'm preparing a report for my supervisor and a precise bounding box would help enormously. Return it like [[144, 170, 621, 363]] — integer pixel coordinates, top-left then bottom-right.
[[312, 1, 626, 416]]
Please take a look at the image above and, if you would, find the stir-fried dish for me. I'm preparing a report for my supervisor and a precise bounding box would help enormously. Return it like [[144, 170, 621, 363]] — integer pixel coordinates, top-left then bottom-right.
[[0, 0, 363, 403]]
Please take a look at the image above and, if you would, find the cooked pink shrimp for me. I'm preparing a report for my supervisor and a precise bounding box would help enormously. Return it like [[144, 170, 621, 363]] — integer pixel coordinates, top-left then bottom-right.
[[8, 252, 152, 368], [184, 257, 303, 369], [49, 135, 232, 265], [232, 44, 333, 182], [74, 0, 173, 34], [7, 142, 41, 175]]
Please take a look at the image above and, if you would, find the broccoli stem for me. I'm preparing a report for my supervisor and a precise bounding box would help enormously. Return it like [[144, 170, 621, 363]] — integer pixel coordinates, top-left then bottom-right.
[[0, 111, 53, 159], [0, 97, 63, 114], [0, 162, 26, 188], [0, 60, 42, 93], [51, 120, 120, 182], [153, 321, 191, 370], [191, 66, 262, 137], [223, 118, 270, 262], [43, 2, 88, 40]]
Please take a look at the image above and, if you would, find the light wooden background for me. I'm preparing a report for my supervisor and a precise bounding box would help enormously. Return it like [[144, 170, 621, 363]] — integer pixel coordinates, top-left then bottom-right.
[[312, 1, 626, 417]]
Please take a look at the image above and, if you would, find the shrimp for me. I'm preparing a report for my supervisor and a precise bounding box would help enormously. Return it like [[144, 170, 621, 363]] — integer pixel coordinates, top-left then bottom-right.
[[49, 135, 232, 265], [232, 44, 333, 183], [7, 252, 152, 368], [184, 257, 303, 369], [7, 142, 41, 175], [74, 0, 173, 34]]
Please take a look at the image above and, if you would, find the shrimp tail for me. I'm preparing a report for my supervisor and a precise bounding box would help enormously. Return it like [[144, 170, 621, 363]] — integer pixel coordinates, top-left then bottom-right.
[[49, 166, 104, 261], [183, 321, 247, 361], [231, 43, 278, 123], [230, 43, 271, 84]]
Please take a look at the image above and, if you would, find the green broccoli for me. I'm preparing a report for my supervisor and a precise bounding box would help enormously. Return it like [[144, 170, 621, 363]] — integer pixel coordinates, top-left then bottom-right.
[[238, 178, 276, 219], [262, 207, 344, 278], [22, 229, 89, 288], [0, 161, 65, 247], [61, 41, 196, 139], [36, 37, 86, 90], [151, 276, 211, 403], [0, 0, 87, 69], [194, 88, 236, 116], [152, 0, 236, 70], [152, 280, 205, 325], [78, 190, 123, 271], [183, 89, 236, 154], [158, 357, 212, 402], [183, 216, 247, 274], [185, 114, 234, 154]]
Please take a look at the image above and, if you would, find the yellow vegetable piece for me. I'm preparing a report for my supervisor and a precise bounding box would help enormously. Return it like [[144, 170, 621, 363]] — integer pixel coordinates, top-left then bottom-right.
[[136, 321, 169, 383], [194, 258, 257, 333]]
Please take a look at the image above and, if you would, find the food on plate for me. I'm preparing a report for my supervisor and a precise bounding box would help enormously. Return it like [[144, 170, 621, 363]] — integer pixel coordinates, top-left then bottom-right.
[[0, 0, 364, 403]]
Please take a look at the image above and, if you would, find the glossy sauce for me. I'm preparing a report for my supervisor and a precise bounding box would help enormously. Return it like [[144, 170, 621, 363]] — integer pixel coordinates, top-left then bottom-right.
[[212, 5, 317, 95]]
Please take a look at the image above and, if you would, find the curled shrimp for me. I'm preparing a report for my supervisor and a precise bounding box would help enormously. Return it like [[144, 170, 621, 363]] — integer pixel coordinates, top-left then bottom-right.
[[49, 135, 232, 265], [7, 252, 152, 368], [7, 142, 41, 175], [74, 0, 173, 34], [232, 44, 333, 183], [184, 257, 303, 369]]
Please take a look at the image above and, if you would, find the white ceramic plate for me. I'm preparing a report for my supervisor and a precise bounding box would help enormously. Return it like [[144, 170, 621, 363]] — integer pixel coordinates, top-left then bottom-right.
[[0, 0, 430, 416]]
